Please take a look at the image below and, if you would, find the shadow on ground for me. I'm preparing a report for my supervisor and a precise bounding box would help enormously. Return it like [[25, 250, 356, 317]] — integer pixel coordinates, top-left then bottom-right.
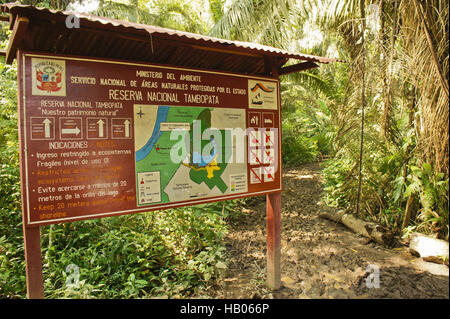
[[206, 162, 449, 299]]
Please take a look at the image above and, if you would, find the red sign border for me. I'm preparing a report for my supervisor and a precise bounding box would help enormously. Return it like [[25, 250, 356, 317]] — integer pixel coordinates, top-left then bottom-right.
[[18, 50, 283, 227]]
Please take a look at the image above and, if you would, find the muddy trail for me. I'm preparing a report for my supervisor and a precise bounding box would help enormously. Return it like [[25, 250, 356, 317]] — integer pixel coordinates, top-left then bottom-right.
[[207, 162, 449, 299]]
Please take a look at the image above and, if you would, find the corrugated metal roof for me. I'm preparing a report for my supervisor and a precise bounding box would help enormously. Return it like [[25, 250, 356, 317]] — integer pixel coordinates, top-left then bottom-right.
[[1, 2, 339, 75]]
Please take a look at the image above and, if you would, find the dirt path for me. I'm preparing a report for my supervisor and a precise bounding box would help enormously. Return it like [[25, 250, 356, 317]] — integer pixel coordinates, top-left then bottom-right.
[[208, 162, 449, 299]]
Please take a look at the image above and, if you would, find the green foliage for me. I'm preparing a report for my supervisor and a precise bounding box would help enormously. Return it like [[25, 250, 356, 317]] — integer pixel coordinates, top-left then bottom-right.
[[0, 57, 25, 298], [1, 0, 448, 300], [281, 78, 335, 165], [319, 0, 449, 241], [0, 194, 236, 298], [0, 61, 20, 209], [94, 0, 207, 34], [208, 0, 224, 23], [208, 0, 299, 48], [0, 234, 26, 298], [321, 69, 449, 239], [38, 202, 231, 299], [282, 113, 319, 165], [321, 156, 356, 208], [404, 164, 449, 238], [0, 52, 237, 299]]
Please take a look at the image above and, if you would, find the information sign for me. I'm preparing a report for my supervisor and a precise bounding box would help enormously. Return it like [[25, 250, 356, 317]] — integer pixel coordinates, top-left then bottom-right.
[[18, 52, 281, 226]]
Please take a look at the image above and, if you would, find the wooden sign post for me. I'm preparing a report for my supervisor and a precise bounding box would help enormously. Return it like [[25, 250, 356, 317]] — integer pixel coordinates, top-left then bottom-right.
[[267, 192, 281, 289], [18, 51, 44, 299], [22, 226, 44, 299], [266, 60, 281, 290]]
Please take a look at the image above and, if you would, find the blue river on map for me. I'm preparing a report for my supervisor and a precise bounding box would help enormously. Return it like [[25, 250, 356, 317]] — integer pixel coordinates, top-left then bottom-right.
[[135, 106, 169, 162], [192, 138, 217, 167], [135, 106, 218, 166]]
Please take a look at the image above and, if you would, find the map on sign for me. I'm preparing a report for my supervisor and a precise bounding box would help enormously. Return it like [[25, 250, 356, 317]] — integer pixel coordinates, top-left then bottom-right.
[[134, 105, 248, 205]]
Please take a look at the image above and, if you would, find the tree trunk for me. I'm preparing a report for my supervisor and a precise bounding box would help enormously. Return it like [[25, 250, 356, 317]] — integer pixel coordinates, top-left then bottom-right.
[[401, 194, 414, 230], [412, 0, 449, 98], [401, 86, 416, 229], [380, 0, 399, 147], [356, 0, 366, 216], [319, 210, 394, 246]]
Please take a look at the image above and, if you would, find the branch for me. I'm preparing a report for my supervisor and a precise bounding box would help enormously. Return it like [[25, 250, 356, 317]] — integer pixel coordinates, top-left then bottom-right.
[[412, 0, 449, 98]]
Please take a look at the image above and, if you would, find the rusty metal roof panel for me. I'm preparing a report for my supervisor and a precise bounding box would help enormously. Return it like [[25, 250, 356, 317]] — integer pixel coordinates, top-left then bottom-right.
[[1, 2, 339, 74]]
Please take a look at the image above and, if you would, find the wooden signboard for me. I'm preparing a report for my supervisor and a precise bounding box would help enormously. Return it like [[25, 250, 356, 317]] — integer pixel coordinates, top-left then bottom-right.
[[18, 51, 282, 227], [17, 50, 283, 298]]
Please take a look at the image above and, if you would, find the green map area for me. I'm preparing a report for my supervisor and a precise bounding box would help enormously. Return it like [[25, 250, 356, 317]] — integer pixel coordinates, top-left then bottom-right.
[[135, 105, 240, 206], [188, 108, 229, 193]]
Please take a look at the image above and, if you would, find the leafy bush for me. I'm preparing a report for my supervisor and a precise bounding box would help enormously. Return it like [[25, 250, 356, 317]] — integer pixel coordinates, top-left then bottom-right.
[[0, 56, 238, 298], [321, 101, 449, 239], [281, 99, 334, 165], [282, 118, 319, 165], [1, 201, 236, 299], [321, 156, 357, 208], [0, 58, 25, 298], [403, 164, 449, 239]]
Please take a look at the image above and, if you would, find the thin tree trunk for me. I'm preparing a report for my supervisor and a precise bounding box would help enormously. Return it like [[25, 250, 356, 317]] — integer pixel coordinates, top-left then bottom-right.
[[401, 85, 417, 229], [402, 86, 416, 190], [356, 0, 366, 216], [401, 194, 414, 230], [381, 0, 399, 148], [380, 0, 390, 146]]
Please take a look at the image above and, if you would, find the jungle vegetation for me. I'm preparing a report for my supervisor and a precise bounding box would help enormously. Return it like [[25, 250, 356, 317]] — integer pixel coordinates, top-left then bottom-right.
[[0, 0, 448, 298]]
